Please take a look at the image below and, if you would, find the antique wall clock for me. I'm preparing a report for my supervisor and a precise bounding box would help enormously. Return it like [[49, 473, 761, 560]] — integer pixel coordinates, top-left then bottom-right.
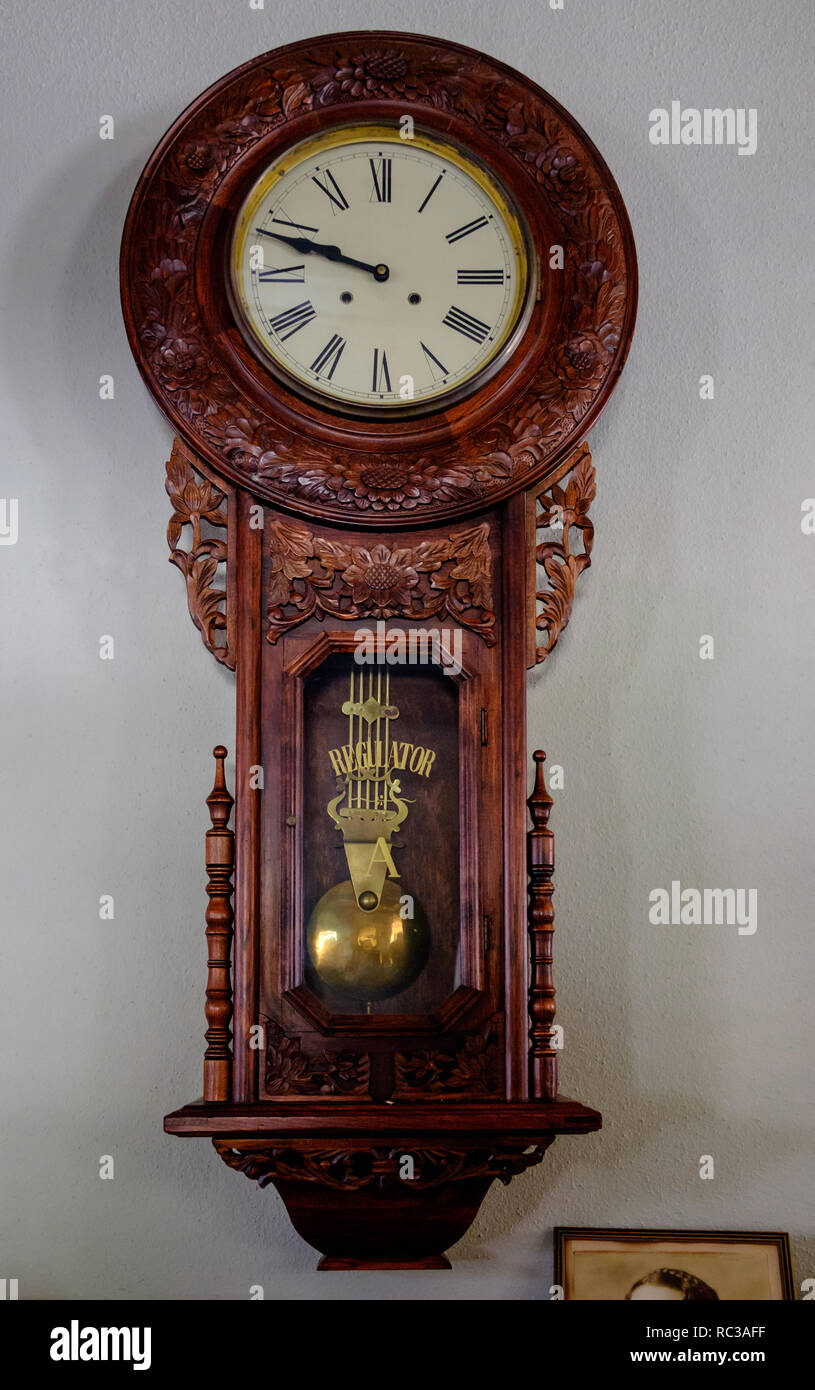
[[121, 31, 636, 1269]]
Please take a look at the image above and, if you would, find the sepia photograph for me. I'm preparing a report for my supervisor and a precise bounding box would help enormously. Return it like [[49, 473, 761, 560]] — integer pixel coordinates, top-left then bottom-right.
[[555, 1230, 795, 1301]]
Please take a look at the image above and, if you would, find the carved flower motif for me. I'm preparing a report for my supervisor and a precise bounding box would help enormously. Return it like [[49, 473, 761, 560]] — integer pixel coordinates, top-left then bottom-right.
[[538, 449, 595, 536], [265, 1049, 309, 1094], [165, 449, 226, 551], [179, 137, 217, 177], [343, 544, 420, 616], [171, 477, 223, 525], [343, 460, 432, 507], [395, 1031, 499, 1094], [343, 455, 489, 509], [263, 1019, 369, 1096], [359, 461, 411, 490], [150, 258, 188, 295], [159, 335, 207, 390], [503, 134, 586, 208], [349, 458, 425, 507], [328, 1052, 371, 1089], [156, 329, 222, 417], [526, 143, 591, 207], [551, 331, 608, 413], [310, 51, 430, 103], [250, 439, 486, 511]]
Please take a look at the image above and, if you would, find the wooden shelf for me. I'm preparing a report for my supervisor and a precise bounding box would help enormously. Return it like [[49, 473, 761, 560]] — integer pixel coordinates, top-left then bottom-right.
[[165, 1096, 601, 1138]]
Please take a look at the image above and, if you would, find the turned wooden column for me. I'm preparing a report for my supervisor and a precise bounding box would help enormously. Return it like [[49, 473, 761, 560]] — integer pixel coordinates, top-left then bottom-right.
[[204, 745, 235, 1101], [527, 750, 557, 1100]]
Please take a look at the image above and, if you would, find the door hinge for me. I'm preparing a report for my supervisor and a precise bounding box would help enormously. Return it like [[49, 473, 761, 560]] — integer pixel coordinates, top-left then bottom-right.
[[482, 913, 492, 952], [480, 707, 488, 745]]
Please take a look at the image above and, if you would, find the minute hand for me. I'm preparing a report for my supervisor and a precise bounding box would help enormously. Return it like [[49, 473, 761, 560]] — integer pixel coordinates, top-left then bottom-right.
[[262, 231, 389, 282]]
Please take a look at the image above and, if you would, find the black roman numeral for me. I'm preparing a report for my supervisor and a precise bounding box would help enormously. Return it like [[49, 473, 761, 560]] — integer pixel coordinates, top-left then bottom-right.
[[265, 213, 320, 235], [420, 341, 448, 380], [258, 265, 306, 283], [456, 269, 505, 285], [269, 300, 316, 340], [369, 158, 392, 203], [418, 173, 443, 213], [312, 169, 349, 213], [446, 216, 489, 244], [442, 305, 491, 344], [310, 334, 346, 379], [372, 349, 391, 393]]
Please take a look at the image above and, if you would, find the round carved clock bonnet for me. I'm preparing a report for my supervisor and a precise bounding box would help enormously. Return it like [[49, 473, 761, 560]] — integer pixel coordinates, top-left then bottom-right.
[[121, 31, 637, 527]]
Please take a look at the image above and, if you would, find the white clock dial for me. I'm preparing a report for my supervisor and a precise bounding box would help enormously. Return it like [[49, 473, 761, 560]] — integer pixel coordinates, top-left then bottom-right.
[[229, 124, 532, 413]]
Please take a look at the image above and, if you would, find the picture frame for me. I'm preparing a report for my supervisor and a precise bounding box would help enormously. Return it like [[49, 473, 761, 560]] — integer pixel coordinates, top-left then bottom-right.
[[554, 1229, 795, 1301]]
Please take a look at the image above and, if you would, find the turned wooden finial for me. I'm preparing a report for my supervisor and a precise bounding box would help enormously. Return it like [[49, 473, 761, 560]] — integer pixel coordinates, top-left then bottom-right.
[[528, 750, 553, 828], [207, 745, 233, 828], [204, 745, 235, 1102], [527, 750, 557, 1101]]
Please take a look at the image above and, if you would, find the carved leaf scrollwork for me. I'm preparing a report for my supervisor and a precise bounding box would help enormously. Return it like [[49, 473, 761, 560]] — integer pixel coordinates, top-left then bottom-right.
[[165, 442, 234, 670], [213, 1140, 551, 1190], [534, 443, 595, 662], [394, 1024, 501, 1097], [263, 1017, 370, 1097], [266, 518, 496, 645]]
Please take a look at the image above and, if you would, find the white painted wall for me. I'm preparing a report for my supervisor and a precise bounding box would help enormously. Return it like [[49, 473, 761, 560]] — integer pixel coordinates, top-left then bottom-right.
[[2, 0, 812, 1300]]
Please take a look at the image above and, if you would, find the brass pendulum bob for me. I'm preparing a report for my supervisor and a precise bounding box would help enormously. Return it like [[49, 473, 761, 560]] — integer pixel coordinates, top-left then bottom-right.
[[306, 878, 429, 1002]]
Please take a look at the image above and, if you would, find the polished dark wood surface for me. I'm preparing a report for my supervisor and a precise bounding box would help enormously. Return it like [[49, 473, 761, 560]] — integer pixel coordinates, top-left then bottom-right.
[[154, 419, 606, 1265], [165, 1097, 601, 1137], [202, 746, 234, 1102], [212, 1135, 558, 1270], [527, 751, 557, 1100], [119, 30, 637, 1268]]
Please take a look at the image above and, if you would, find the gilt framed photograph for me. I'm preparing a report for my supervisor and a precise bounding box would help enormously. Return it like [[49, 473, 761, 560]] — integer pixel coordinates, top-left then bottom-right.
[[554, 1229, 795, 1301]]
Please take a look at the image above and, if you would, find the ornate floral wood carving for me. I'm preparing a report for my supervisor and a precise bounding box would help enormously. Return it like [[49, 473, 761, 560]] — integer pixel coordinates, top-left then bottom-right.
[[213, 1139, 551, 1190], [394, 1022, 500, 1097], [262, 1017, 370, 1097], [166, 441, 234, 669], [266, 518, 496, 644], [122, 35, 636, 526], [534, 442, 595, 662]]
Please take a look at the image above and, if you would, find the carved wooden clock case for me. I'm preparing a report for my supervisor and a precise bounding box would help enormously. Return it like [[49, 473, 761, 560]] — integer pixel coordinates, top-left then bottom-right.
[[120, 31, 636, 1269]]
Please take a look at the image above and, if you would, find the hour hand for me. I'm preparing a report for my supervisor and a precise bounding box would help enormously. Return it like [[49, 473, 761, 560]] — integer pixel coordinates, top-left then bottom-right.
[[256, 228, 389, 282]]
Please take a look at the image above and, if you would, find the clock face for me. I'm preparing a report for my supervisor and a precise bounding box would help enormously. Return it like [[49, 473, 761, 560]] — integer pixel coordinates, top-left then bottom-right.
[[229, 124, 533, 414]]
